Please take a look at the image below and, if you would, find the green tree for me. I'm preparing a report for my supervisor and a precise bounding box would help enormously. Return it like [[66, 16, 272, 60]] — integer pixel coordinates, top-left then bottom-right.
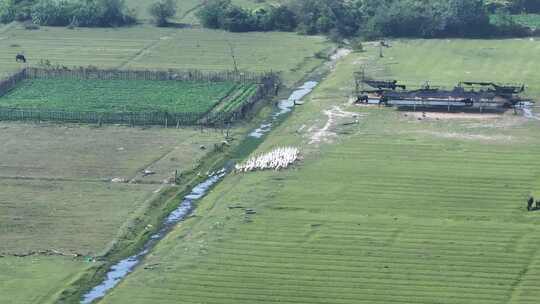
[[0, 0, 16, 23], [31, 0, 74, 26], [149, 0, 176, 27], [221, 5, 254, 32], [97, 0, 135, 26], [0, 0, 34, 22], [71, 0, 102, 26], [196, 0, 231, 29]]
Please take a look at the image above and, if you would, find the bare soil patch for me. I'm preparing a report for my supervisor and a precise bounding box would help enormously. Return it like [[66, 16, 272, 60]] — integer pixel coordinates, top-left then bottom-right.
[[404, 111, 501, 120], [309, 106, 363, 144], [417, 130, 514, 143], [402, 111, 530, 130]]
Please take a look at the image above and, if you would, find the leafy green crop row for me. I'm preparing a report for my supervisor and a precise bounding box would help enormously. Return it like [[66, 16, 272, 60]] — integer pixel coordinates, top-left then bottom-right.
[[223, 84, 259, 113], [0, 79, 239, 114], [211, 83, 259, 114]]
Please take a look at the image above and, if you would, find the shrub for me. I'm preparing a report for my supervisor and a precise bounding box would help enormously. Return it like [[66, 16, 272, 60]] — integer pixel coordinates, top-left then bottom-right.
[[490, 8, 531, 36], [23, 19, 38, 29], [350, 39, 364, 52]]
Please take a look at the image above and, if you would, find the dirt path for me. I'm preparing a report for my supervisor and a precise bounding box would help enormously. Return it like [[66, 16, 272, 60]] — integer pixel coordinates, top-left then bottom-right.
[[116, 38, 163, 69], [178, 0, 207, 22], [0, 21, 16, 35], [116, 32, 179, 69], [404, 111, 501, 120]]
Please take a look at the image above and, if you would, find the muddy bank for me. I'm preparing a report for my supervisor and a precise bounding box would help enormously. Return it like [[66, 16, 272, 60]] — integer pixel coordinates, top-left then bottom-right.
[[522, 106, 540, 121], [80, 78, 322, 303], [249, 81, 318, 139], [247, 48, 350, 141], [81, 170, 227, 304]]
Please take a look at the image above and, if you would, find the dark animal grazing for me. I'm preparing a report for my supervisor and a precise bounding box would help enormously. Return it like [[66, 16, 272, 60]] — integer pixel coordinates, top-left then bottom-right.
[[15, 54, 26, 63], [528, 196, 534, 211], [536, 200, 540, 210]]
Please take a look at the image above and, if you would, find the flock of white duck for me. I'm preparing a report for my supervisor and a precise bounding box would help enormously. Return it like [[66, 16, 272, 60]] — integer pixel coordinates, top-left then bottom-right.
[[235, 147, 300, 172]]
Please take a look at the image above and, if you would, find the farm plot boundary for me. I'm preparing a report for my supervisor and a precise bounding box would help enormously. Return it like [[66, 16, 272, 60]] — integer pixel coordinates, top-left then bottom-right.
[[0, 67, 279, 126]]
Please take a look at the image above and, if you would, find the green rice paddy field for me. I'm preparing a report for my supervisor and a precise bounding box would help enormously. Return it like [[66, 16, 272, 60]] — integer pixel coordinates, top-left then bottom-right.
[[0, 79, 239, 113], [98, 45, 540, 304]]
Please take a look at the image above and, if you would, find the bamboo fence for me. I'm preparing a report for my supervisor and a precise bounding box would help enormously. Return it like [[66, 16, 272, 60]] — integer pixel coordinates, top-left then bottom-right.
[[0, 67, 280, 126]]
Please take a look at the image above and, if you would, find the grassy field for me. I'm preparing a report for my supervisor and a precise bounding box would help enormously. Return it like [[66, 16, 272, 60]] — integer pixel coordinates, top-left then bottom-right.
[[0, 121, 235, 254], [0, 26, 157, 76], [0, 123, 243, 303], [0, 122, 224, 181], [375, 39, 540, 98], [98, 44, 540, 304], [0, 121, 238, 303], [122, 29, 331, 85], [0, 179, 159, 255], [0, 25, 330, 86], [0, 256, 87, 304], [0, 16, 331, 304], [0, 79, 239, 113]]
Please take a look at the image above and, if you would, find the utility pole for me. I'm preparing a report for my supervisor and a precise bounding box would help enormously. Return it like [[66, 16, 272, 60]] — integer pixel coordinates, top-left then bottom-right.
[[227, 41, 239, 74]]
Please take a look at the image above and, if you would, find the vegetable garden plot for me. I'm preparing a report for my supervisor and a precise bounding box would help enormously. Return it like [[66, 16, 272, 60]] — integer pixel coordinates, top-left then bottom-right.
[[210, 83, 260, 114], [0, 68, 278, 126], [0, 79, 236, 114]]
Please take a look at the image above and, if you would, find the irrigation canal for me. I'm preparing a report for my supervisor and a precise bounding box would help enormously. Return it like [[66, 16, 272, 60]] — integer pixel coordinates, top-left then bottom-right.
[[80, 80, 321, 304], [76, 47, 537, 302]]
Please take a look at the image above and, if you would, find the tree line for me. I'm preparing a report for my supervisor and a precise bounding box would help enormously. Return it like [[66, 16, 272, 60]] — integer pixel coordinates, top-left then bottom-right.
[[0, 0, 536, 37], [0, 0, 177, 27], [197, 0, 535, 39]]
